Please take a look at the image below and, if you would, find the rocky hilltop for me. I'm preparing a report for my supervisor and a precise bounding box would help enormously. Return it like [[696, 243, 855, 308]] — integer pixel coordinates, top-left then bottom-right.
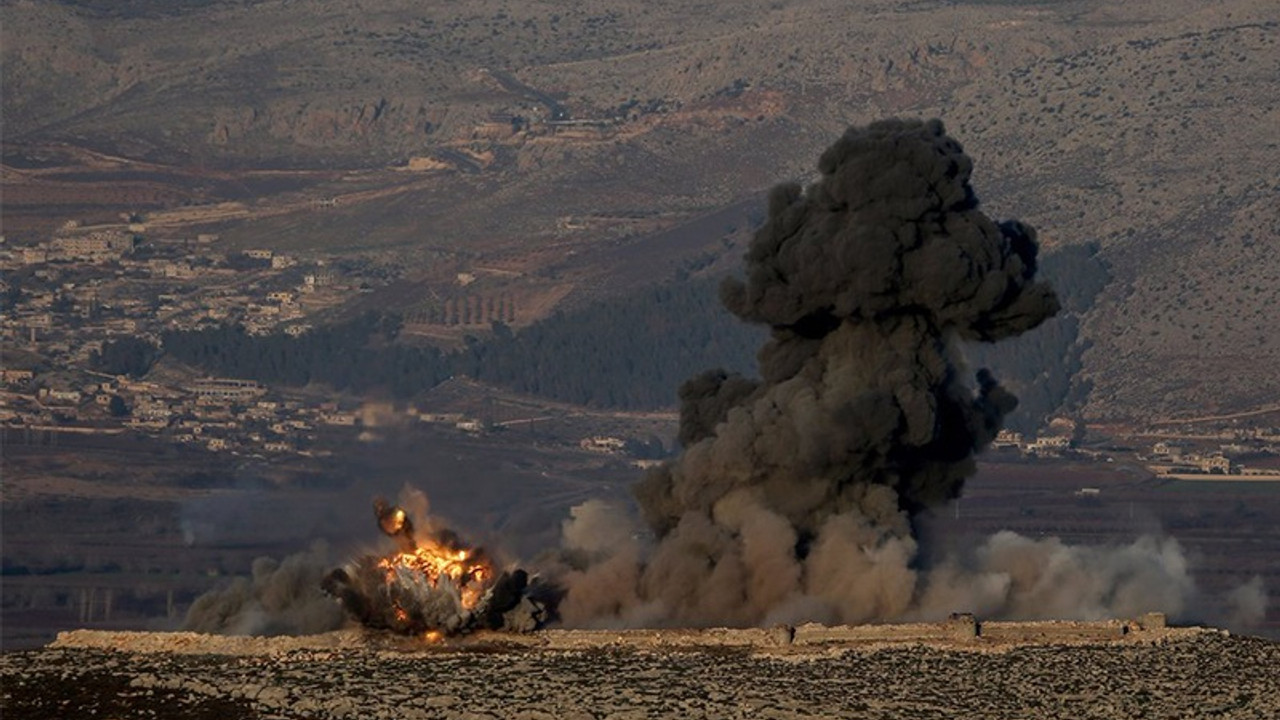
[[3, 0, 1277, 421], [2, 623, 1277, 719]]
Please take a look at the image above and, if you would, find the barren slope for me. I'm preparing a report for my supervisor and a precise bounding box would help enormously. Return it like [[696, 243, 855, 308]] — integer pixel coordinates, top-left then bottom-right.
[[3, 0, 1277, 420]]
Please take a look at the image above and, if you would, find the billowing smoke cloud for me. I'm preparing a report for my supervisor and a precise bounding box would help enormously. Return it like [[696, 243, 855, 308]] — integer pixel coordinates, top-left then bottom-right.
[[552, 119, 1204, 627], [636, 118, 1058, 538], [184, 541, 346, 635], [913, 532, 1197, 622]]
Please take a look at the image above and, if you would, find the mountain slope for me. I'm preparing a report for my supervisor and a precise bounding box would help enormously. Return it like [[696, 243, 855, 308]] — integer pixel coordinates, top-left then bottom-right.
[[3, 0, 1277, 421]]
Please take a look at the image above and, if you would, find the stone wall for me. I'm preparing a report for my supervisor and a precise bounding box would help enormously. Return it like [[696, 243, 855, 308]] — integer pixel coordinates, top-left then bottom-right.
[[50, 613, 1209, 656]]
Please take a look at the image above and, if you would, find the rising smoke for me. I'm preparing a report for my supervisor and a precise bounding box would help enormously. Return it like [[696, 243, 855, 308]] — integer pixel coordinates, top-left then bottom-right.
[[553, 118, 1210, 628], [183, 118, 1263, 637], [184, 541, 346, 635]]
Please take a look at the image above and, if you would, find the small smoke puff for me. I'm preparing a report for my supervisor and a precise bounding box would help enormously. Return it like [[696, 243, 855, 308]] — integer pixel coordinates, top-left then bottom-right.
[[397, 484, 433, 535], [555, 500, 649, 626], [555, 548, 646, 627], [1225, 576, 1268, 629]]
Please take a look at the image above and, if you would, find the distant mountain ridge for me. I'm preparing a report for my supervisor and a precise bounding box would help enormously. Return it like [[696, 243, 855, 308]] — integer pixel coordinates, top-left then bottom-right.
[[3, 0, 1277, 422]]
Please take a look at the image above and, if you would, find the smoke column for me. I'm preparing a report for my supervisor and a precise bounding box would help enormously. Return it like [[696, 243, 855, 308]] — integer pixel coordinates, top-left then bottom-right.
[[638, 117, 1058, 533], [555, 118, 1191, 627]]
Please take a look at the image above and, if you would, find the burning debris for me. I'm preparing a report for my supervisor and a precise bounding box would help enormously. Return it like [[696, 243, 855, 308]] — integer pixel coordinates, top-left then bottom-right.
[[322, 495, 550, 637]]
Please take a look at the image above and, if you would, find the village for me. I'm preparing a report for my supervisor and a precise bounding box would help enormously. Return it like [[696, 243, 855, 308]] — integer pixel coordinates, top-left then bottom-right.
[[0, 221, 416, 459], [990, 422, 1280, 480], [0, 221, 670, 462], [3, 221, 1280, 473]]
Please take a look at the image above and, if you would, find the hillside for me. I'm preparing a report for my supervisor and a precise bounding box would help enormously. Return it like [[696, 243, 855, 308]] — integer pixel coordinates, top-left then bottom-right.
[[3, 0, 1278, 421]]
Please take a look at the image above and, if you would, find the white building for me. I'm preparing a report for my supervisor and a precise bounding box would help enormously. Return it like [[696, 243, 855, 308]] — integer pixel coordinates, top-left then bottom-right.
[[188, 377, 266, 400]]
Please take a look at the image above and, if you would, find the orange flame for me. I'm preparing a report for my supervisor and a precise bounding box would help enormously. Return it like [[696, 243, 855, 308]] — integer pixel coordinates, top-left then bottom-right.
[[376, 535, 494, 611]]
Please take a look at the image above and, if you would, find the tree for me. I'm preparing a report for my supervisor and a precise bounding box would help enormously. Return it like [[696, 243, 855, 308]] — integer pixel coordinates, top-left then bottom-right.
[[108, 395, 129, 417], [91, 337, 160, 378]]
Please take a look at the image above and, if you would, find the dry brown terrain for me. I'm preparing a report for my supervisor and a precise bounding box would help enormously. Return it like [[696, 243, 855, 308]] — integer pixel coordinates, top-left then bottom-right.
[[2, 625, 1277, 719]]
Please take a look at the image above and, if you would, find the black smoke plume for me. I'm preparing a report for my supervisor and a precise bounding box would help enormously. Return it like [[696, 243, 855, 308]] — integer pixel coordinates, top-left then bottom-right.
[[557, 120, 1222, 628], [558, 118, 1091, 626], [638, 118, 1058, 537]]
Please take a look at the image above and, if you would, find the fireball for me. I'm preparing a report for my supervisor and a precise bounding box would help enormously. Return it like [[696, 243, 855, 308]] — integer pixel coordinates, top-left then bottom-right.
[[323, 496, 549, 637], [372, 532, 496, 633]]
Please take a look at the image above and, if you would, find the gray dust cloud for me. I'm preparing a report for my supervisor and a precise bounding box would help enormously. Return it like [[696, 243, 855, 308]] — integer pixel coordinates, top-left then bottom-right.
[[184, 542, 345, 636]]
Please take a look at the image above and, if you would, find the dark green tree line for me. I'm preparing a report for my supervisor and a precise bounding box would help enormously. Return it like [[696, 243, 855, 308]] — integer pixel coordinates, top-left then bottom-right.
[[160, 243, 1104, 424]]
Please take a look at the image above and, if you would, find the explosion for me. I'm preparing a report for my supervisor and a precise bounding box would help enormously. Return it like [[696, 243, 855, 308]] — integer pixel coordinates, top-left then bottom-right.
[[371, 496, 494, 619], [550, 119, 1203, 628], [183, 118, 1260, 639], [322, 495, 548, 637]]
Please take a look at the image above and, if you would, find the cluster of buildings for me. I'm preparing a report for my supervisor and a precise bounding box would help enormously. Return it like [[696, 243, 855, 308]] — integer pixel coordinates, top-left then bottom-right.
[[1143, 437, 1280, 479], [1148, 441, 1234, 474], [990, 415, 1280, 478], [3, 369, 363, 457], [0, 225, 394, 455], [990, 418, 1078, 457], [1, 225, 366, 344]]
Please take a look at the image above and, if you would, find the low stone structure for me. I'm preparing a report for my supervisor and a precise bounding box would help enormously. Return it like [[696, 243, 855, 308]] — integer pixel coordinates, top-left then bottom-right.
[[49, 613, 1190, 657]]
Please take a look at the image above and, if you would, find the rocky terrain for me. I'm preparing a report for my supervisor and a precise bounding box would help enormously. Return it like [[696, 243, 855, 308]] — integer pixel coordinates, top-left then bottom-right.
[[2, 625, 1278, 719], [3, 0, 1278, 421]]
